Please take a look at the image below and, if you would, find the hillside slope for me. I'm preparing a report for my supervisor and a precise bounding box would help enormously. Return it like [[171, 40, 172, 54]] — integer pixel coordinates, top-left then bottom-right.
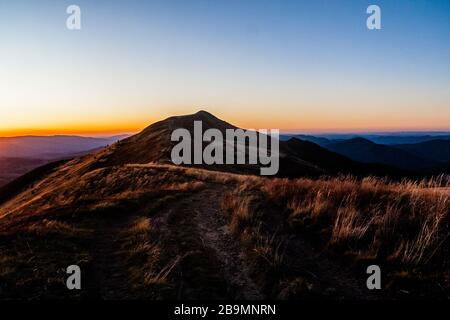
[[1, 111, 448, 300], [0, 163, 448, 299]]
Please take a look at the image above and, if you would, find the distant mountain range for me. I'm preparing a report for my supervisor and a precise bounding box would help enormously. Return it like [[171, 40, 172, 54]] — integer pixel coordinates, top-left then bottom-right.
[[0, 135, 129, 187], [394, 139, 450, 163], [325, 138, 437, 172], [281, 133, 450, 146], [281, 133, 450, 173], [0, 135, 129, 159]]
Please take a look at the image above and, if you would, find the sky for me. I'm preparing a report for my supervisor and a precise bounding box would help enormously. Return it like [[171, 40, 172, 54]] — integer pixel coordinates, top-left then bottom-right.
[[0, 0, 449, 136]]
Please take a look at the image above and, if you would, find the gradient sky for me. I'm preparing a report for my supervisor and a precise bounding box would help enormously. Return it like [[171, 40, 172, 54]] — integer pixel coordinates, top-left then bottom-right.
[[0, 0, 449, 136]]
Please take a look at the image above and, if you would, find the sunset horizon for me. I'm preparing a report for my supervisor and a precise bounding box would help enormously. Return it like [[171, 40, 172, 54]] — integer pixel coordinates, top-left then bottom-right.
[[2, 108, 450, 138]]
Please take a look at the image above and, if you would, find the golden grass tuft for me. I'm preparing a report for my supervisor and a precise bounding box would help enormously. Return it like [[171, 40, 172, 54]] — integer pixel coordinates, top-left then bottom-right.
[[25, 219, 91, 238], [121, 216, 179, 295]]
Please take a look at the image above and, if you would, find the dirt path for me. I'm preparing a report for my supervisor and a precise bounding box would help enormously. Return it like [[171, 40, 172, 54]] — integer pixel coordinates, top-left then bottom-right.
[[171, 186, 375, 300], [189, 187, 263, 299], [85, 212, 136, 300], [84, 184, 262, 299], [163, 185, 264, 299], [85, 183, 374, 300]]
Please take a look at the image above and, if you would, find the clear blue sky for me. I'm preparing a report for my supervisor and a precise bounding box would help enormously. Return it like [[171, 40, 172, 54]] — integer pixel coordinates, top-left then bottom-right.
[[0, 0, 449, 135]]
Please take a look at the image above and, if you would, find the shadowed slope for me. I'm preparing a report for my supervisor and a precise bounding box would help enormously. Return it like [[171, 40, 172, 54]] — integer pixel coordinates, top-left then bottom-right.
[[284, 138, 409, 177], [325, 138, 437, 171]]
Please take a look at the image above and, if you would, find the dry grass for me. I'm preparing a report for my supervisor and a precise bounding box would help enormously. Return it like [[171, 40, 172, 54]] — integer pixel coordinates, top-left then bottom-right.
[[0, 219, 91, 299], [120, 216, 180, 298], [331, 200, 375, 245], [2, 158, 448, 299], [25, 219, 92, 238], [128, 162, 260, 185], [121, 217, 163, 284], [222, 174, 450, 297], [0, 163, 210, 299], [252, 228, 285, 271], [257, 175, 450, 266]]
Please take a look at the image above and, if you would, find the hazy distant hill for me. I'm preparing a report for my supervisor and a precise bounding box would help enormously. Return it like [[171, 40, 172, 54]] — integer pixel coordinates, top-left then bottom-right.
[[280, 133, 450, 146], [367, 134, 450, 145], [283, 138, 404, 176], [280, 134, 332, 146], [279, 133, 450, 173], [0, 135, 129, 159], [393, 139, 450, 163], [325, 137, 438, 171], [0, 135, 129, 187]]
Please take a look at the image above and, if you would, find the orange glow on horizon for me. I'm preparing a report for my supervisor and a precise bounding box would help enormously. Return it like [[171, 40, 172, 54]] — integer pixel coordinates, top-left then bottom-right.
[[229, 116, 450, 134], [0, 128, 140, 138], [1, 117, 449, 137], [0, 123, 145, 137], [1, 107, 449, 137]]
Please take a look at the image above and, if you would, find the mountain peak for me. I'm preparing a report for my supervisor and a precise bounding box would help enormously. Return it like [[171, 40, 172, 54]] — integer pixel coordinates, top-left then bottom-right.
[[166, 110, 224, 124], [191, 110, 226, 124], [195, 110, 214, 117]]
